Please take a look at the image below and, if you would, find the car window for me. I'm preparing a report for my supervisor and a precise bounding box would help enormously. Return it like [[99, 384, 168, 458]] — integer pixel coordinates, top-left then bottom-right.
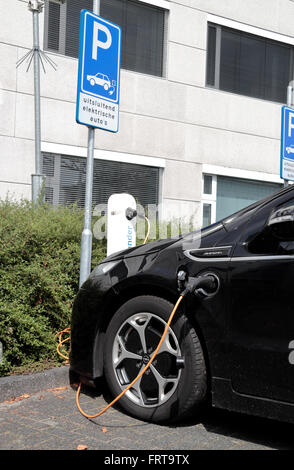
[[248, 199, 294, 255]]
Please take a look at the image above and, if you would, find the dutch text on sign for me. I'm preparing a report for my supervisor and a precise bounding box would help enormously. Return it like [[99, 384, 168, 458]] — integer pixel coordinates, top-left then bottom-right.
[[76, 10, 121, 132]]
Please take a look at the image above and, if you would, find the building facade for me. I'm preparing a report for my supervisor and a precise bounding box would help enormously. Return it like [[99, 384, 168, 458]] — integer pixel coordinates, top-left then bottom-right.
[[1, 0, 293, 230]]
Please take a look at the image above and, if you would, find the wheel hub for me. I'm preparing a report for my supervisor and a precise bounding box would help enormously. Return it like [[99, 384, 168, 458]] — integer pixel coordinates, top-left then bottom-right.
[[142, 353, 150, 365]]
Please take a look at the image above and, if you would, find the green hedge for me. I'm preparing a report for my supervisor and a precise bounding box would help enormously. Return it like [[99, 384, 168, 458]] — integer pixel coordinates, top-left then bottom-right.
[[0, 200, 194, 377], [0, 200, 107, 377]]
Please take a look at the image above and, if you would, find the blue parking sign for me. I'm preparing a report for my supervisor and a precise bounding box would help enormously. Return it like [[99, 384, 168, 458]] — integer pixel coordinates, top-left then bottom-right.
[[281, 105, 294, 181], [76, 10, 121, 132]]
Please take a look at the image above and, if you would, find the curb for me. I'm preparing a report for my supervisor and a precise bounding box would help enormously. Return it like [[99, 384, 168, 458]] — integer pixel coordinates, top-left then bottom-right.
[[0, 366, 70, 402]]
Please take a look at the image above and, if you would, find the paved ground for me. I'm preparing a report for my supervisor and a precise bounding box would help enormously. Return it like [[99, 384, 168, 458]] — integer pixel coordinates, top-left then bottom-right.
[[1, 381, 294, 451]]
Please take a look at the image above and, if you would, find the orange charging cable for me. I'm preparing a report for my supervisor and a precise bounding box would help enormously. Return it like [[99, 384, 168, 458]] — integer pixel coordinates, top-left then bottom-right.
[[56, 295, 183, 420], [56, 328, 71, 362], [55, 217, 185, 420]]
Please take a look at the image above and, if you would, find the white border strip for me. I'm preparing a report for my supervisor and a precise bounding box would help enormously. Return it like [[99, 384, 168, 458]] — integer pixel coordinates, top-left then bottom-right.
[[41, 142, 166, 168], [202, 164, 284, 184], [138, 0, 170, 10], [207, 13, 294, 46]]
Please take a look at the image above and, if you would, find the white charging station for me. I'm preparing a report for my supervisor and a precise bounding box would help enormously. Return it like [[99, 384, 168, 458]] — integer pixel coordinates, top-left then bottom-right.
[[107, 193, 137, 256]]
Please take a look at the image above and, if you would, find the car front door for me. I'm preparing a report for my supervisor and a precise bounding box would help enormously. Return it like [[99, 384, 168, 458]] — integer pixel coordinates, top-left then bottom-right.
[[229, 195, 294, 403]]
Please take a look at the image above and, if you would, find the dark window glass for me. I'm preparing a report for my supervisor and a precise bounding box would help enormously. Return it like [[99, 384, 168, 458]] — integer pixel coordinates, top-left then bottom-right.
[[100, 0, 124, 29], [42, 153, 159, 208], [203, 175, 212, 194], [206, 25, 216, 86], [102, 0, 165, 77], [124, 0, 164, 76], [219, 29, 241, 94], [241, 34, 266, 98], [45, 0, 165, 77], [265, 41, 291, 102], [65, 0, 93, 58], [100, 0, 125, 72], [202, 203, 212, 227], [47, 1, 60, 51], [207, 23, 292, 103], [59, 156, 87, 207], [43, 153, 55, 177]]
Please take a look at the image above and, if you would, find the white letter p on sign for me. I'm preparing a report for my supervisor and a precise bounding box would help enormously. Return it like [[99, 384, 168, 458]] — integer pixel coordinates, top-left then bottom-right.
[[288, 112, 294, 138], [92, 22, 112, 60]]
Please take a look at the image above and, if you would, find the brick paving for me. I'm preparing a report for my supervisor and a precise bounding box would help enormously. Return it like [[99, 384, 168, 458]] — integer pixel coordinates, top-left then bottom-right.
[[1, 384, 294, 450]]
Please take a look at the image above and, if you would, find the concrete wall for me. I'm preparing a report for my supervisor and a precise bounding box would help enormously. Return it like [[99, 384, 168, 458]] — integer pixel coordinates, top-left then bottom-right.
[[0, 0, 293, 224]]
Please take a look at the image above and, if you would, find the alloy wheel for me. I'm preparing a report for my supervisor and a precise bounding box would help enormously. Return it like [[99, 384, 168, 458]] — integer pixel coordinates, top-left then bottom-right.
[[112, 312, 182, 408]]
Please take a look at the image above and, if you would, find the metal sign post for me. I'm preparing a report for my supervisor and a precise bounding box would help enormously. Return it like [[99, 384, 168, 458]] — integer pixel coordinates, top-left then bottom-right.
[[21, 1, 59, 204], [79, 1, 100, 288], [28, 1, 44, 203], [77, 0, 121, 287]]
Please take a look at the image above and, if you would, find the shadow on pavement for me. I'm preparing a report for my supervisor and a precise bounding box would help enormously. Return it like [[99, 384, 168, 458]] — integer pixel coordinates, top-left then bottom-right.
[[172, 406, 294, 450], [69, 373, 294, 449]]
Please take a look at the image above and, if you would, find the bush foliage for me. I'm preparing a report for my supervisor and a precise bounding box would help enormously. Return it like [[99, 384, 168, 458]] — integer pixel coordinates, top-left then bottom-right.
[[0, 199, 196, 377], [0, 200, 107, 377]]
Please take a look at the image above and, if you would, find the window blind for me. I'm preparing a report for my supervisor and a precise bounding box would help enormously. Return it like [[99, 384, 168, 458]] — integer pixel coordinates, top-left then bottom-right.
[[207, 24, 293, 103], [42, 153, 160, 208], [45, 0, 165, 77]]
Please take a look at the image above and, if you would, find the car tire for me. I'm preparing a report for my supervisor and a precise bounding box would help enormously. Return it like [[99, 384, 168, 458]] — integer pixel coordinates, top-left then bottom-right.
[[104, 84, 109, 91], [103, 295, 207, 423], [90, 79, 95, 86]]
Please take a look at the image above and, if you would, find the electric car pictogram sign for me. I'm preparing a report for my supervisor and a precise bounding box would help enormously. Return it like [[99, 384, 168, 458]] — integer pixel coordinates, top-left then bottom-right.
[[76, 10, 121, 132], [281, 105, 294, 181]]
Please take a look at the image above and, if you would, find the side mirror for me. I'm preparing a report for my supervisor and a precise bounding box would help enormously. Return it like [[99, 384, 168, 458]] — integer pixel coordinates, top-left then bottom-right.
[[267, 204, 294, 240], [268, 205, 294, 226]]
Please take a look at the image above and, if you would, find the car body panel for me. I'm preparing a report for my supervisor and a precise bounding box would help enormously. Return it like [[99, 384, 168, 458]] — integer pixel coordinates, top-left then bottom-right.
[[70, 185, 294, 423]]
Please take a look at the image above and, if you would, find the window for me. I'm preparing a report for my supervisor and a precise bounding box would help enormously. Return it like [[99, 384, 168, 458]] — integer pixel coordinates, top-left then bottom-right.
[[206, 23, 293, 103], [201, 173, 282, 227], [42, 153, 160, 208], [202, 203, 212, 227], [203, 174, 213, 195], [44, 0, 165, 77], [248, 200, 294, 255], [216, 176, 282, 221], [201, 174, 216, 227]]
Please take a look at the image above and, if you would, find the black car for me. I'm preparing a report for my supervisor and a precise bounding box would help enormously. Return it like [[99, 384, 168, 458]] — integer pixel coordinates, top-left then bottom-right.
[[70, 185, 294, 424]]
